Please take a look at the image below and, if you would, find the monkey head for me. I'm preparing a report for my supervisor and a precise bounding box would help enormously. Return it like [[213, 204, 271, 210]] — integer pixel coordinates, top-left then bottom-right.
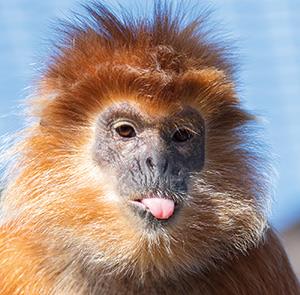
[[2, 2, 271, 282]]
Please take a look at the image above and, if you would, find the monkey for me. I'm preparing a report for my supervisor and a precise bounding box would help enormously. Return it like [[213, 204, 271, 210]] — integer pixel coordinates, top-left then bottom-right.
[[0, 1, 299, 294]]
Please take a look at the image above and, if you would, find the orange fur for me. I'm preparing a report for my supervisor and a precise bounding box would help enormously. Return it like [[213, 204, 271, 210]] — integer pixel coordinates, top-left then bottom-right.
[[0, 1, 299, 294]]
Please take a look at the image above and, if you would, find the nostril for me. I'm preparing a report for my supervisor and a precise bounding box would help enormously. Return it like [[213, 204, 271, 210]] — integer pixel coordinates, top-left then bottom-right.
[[172, 167, 181, 176], [146, 157, 154, 170], [162, 160, 169, 174]]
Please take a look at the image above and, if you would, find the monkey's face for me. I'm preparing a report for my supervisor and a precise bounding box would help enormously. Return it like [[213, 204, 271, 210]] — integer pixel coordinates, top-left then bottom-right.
[[27, 68, 267, 279], [6, 66, 266, 282], [93, 100, 205, 225]]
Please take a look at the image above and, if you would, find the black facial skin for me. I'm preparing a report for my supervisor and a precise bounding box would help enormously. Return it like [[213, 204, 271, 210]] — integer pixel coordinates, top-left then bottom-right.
[[93, 102, 205, 224]]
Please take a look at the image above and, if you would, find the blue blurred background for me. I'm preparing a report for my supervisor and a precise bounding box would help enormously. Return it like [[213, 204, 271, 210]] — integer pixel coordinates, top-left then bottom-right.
[[0, 0, 299, 232]]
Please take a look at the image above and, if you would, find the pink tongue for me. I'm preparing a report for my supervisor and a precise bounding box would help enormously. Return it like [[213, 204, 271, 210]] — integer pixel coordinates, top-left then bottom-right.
[[141, 198, 175, 220]]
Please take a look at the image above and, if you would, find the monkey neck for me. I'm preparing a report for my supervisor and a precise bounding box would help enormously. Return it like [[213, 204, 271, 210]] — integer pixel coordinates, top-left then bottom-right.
[[52, 229, 298, 295], [2, 224, 298, 295]]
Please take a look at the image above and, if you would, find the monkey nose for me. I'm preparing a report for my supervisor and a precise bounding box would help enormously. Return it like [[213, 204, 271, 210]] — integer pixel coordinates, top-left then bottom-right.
[[145, 156, 169, 175]]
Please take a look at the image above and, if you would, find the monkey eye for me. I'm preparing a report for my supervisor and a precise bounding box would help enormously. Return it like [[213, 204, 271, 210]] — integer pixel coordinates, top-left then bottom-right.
[[114, 123, 136, 138], [172, 128, 193, 142]]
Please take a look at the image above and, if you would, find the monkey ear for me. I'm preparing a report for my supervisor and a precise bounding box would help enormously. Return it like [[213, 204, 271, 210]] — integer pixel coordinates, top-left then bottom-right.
[[39, 119, 47, 127]]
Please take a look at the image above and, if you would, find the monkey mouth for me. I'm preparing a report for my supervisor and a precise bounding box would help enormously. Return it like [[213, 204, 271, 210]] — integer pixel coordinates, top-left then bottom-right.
[[129, 196, 178, 221]]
